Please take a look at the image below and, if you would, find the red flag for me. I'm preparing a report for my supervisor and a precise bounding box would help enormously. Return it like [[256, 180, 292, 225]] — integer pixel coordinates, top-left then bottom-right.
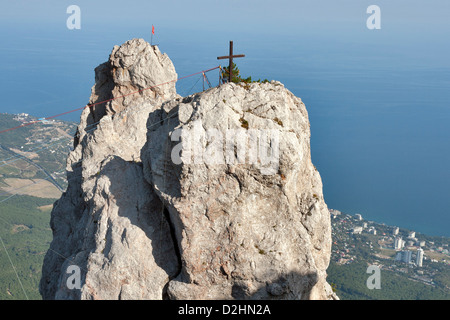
[[152, 25, 155, 35]]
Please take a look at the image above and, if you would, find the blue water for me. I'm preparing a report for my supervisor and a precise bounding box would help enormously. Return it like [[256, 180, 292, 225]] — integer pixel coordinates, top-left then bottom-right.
[[0, 19, 449, 236]]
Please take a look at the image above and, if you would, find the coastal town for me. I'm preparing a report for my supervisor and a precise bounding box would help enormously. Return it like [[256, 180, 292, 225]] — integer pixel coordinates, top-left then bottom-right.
[[329, 209, 450, 295], [1, 113, 76, 191]]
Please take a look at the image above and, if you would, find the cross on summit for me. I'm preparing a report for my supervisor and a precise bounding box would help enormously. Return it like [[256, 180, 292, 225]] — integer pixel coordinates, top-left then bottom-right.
[[217, 41, 245, 83]]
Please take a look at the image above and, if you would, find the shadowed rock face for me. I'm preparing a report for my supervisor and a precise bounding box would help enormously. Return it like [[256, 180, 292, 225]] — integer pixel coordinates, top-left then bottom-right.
[[39, 39, 180, 300], [40, 38, 337, 300]]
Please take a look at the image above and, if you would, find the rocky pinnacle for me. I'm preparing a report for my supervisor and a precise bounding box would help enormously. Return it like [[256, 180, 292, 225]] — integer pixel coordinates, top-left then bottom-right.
[[39, 38, 337, 300]]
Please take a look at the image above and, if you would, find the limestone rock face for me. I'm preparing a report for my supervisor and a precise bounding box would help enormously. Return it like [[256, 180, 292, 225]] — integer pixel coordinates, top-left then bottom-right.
[[142, 82, 335, 300], [39, 39, 179, 300], [40, 38, 337, 300], [83, 38, 178, 128]]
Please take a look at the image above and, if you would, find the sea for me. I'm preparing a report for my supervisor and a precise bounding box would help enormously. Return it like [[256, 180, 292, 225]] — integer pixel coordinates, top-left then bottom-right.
[[0, 20, 449, 237]]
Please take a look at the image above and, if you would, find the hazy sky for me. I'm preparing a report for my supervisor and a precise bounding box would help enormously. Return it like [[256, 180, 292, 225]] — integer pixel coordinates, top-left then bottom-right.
[[2, 1, 450, 32]]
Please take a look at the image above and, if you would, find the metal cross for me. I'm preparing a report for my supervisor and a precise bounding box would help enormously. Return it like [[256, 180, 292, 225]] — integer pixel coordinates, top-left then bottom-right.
[[217, 41, 245, 83]]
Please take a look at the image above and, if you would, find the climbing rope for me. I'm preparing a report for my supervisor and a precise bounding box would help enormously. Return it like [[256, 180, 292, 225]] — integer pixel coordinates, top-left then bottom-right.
[[0, 66, 222, 168], [0, 66, 221, 136]]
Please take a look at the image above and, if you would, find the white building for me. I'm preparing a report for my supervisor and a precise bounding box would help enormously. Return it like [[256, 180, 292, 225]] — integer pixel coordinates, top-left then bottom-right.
[[352, 226, 363, 235], [408, 231, 416, 239], [393, 227, 399, 235], [394, 237, 404, 250], [394, 237, 401, 250], [395, 250, 412, 264], [403, 250, 412, 264], [416, 248, 424, 267], [355, 214, 362, 221]]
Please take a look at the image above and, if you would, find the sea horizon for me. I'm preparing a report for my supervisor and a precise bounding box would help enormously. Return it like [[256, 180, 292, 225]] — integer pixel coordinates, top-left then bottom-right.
[[1, 15, 449, 237]]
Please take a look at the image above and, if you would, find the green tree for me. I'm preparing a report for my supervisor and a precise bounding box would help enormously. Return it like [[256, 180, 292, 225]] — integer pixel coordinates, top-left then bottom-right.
[[221, 62, 241, 83], [221, 63, 268, 84]]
